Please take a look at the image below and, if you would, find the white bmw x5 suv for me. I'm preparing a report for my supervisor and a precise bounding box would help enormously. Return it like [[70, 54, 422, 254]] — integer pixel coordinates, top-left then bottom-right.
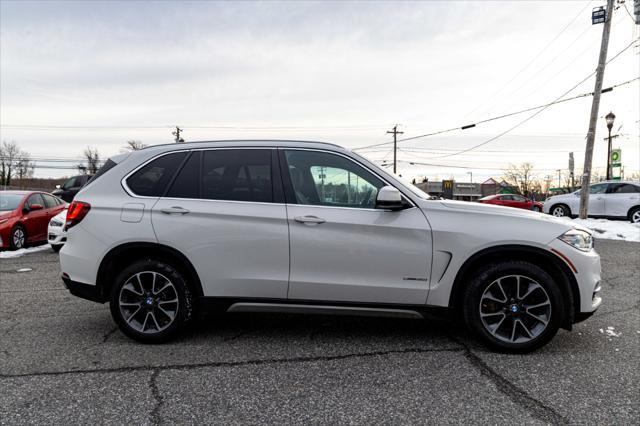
[[60, 140, 602, 352]]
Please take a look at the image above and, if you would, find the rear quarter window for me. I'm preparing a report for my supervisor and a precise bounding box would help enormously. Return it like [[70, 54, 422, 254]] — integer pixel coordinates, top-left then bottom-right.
[[126, 152, 187, 197]]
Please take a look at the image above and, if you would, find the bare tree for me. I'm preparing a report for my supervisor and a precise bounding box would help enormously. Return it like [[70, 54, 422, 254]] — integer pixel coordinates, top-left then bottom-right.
[[0, 141, 21, 186], [14, 151, 35, 184], [503, 163, 537, 196], [122, 140, 147, 152], [83, 147, 101, 175]]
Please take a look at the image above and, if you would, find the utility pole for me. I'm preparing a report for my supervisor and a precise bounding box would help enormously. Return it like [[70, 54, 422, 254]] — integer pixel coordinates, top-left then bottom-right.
[[569, 152, 575, 189], [386, 125, 403, 174], [172, 126, 184, 143], [557, 169, 562, 189], [579, 0, 614, 219]]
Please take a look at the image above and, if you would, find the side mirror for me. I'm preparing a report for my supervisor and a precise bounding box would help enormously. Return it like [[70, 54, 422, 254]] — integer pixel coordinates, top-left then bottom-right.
[[376, 186, 404, 210], [55, 184, 61, 189]]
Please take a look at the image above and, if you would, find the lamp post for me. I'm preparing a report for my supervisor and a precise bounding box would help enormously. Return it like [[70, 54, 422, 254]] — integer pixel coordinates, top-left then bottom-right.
[[467, 171, 473, 201], [605, 111, 615, 180]]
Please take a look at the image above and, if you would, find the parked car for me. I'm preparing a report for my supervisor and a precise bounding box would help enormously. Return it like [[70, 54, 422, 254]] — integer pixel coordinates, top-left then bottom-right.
[[52, 174, 93, 203], [478, 194, 543, 212], [0, 191, 66, 250], [543, 181, 640, 223], [60, 140, 602, 353], [48, 209, 67, 252]]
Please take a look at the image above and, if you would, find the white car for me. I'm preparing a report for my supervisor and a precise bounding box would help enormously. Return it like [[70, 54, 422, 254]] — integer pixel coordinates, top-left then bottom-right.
[[543, 181, 640, 223], [59, 140, 602, 353], [48, 209, 67, 252]]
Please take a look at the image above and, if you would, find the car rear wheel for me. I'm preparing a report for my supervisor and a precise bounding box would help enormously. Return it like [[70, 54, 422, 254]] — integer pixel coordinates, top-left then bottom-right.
[[10, 225, 26, 250], [110, 259, 194, 343], [463, 261, 562, 353], [629, 207, 640, 224], [550, 204, 569, 217]]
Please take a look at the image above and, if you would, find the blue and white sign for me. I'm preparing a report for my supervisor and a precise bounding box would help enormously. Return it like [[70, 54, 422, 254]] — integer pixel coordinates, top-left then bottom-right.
[[592, 6, 606, 24]]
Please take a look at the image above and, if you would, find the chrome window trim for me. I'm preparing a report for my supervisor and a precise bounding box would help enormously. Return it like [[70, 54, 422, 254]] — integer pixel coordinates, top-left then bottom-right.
[[121, 145, 416, 210]]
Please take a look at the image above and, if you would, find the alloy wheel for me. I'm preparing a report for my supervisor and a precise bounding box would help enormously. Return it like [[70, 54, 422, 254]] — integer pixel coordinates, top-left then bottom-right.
[[552, 206, 565, 217], [479, 275, 552, 344], [632, 210, 640, 224], [12, 228, 25, 249], [118, 271, 179, 334]]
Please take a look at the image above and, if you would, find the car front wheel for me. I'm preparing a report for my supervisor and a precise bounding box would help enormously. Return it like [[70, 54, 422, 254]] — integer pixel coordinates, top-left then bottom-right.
[[463, 261, 563, 353], [629, 207, 640, 224], [550, 204, 569, 217], [10, 225, 26, 250], [110, 259, 194, 343]]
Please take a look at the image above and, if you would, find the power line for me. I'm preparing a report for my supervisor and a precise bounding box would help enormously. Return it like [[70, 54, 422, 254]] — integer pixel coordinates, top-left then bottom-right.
[[461, 0, 593, 120], [354, 74, 639, 152]]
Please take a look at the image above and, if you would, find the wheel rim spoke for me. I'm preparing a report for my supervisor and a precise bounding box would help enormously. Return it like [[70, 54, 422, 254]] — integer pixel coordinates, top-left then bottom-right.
[[525, 310, 548, 326], [126, 306, 142, 324]]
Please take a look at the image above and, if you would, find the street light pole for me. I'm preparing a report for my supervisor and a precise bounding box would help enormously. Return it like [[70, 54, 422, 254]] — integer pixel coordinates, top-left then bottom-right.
[[579, 0, 614, 219], [557, 169, 562, 189], [605, 111, 615, 180]]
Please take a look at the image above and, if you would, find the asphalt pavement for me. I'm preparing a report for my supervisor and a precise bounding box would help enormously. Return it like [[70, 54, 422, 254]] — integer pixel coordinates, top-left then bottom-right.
[[0, 239, 638, 425]]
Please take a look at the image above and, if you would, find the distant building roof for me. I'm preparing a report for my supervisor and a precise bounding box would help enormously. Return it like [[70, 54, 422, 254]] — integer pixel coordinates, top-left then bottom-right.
[[482, 177, 498, 185]]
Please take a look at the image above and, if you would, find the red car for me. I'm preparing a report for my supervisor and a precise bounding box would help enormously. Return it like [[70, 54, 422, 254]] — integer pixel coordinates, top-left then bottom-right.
[[0, 191, 66, 250], [478, 194, 543, 212]]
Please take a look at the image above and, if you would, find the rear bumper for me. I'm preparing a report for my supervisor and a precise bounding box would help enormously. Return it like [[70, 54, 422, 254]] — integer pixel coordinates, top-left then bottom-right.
[[62, 275, 105, 303]]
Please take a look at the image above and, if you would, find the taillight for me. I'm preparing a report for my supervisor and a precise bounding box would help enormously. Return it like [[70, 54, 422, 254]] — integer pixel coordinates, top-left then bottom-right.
[[65, 201, 91, 230]]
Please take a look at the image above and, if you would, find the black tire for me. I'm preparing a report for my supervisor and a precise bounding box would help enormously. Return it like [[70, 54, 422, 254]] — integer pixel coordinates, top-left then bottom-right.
[[550, 204, 569, 217], [462, 261, 563, 353], [109, 259, 194, 343], [9, 225, 26, 250], [628, 206, 640, 224], [533, 206, 541, 212], [51, 244, 63, 253]]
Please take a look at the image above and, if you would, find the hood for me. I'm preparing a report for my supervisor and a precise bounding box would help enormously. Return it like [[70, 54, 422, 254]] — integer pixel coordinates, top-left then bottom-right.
[[417, 198, 591, 236], [0, 209, 16, 218]]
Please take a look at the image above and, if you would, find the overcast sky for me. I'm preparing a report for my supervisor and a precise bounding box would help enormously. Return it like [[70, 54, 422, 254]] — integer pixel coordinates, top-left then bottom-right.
[[1, 0, 638, 181]]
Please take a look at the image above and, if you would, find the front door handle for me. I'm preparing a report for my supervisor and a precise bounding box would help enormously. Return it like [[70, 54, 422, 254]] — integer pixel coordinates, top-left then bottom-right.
[[161, 206, 190, 215], [294, 215, 326, 225]]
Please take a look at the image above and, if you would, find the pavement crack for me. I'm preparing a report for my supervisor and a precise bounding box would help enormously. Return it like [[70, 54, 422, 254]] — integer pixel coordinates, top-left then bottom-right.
[[102, 326, 119, 343], [222, 329, 253, 342], [0, 346, 462, 379], [449, 335, 569, 425], [149, 369, 163, 425]]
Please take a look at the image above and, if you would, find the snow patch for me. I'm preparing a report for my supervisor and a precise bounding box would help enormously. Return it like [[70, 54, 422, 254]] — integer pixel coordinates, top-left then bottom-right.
[[599, 326, 622, 338], [557, 217, 640, 242], [0, 245, 51, 259]]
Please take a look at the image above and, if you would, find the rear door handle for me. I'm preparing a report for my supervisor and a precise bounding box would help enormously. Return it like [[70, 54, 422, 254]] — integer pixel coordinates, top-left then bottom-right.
[[161, 206, 190, 215], [294, 215, 326, 225]]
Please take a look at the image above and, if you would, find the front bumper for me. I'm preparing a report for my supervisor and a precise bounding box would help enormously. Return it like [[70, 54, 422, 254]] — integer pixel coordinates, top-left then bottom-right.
[[47, 225, 66, 246], [548, 239, 602, 314]]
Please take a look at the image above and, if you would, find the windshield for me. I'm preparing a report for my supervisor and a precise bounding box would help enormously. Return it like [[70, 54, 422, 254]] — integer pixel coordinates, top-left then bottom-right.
[[0, 193, 24, 211]]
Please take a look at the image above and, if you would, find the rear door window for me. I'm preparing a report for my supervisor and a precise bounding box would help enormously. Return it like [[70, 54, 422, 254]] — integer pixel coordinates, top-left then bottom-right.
[[166, 151, 201, 199], [609, 183, 639, 194], [126, 152, 187, 197], [201, 149, 273, 203], [42, 194, 58, 209]]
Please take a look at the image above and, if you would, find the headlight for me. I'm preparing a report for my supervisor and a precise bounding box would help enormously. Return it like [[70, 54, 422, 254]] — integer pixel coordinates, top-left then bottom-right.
[[558, 229, 593, 252], [50, 220, 63, 227]]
